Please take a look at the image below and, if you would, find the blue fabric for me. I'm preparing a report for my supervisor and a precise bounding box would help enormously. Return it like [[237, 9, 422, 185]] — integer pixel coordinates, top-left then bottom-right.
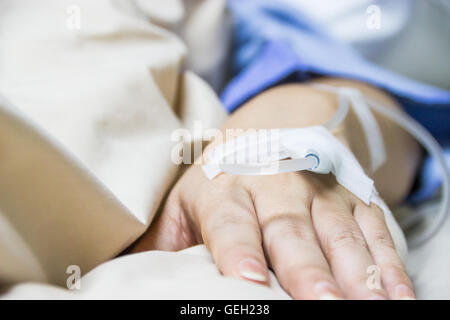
[[409, 149, 450, 204], [222, 0, 450, 202]]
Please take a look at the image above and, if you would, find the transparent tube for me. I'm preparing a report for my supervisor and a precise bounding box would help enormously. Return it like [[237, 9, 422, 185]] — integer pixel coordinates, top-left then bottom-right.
[[323, 91, 350, 130], [220, 157, 317, 176], [366, 98, 450, 248], [312, 83, 450, 247], [312, 83, 350, 131]]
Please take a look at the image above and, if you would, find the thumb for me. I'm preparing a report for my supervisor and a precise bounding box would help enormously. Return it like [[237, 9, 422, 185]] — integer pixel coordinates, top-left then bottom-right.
[[130, 194, 198, 253]]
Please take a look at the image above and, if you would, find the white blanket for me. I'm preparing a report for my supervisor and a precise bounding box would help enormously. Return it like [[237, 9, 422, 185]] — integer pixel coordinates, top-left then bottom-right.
[[0, 0, 228, 286]]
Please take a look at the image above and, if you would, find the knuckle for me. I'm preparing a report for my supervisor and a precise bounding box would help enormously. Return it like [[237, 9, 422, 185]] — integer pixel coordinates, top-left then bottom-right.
[[263, 214, 315, 248], [203, 212, 254, 234], [313, 199, 351, 221], [200, 212, 262, 254], [371, 230, 395, 250], [381, 262, 407, 280], [290, 264, 329, 281], [327, 228, 367, 251]]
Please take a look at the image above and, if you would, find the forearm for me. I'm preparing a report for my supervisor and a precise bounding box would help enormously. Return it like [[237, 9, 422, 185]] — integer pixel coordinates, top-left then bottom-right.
[[212, 78, 422, 206]]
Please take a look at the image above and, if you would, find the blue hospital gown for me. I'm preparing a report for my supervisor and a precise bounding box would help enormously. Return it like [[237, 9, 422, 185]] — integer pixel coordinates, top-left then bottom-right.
[[221, 0, 450, 203]]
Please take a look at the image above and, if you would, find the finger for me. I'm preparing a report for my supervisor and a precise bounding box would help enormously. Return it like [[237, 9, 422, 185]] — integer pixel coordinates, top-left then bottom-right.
[[312, 195, 389, 299], [199, 186, 269, 284], [354, 203, 415, 300], [250, 174, 343, 300]]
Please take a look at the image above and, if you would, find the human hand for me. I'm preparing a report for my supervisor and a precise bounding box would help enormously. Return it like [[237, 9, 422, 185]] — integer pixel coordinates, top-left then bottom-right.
[[132, 162, 415, 300]]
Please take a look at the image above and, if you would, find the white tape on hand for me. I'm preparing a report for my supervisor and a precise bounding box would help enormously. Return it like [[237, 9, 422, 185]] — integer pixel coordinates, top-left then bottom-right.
[[202, 126, 377, 205]]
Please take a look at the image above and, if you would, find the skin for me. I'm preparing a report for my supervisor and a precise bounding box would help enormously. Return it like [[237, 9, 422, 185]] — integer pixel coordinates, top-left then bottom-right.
[[131, 78, 421, 300]]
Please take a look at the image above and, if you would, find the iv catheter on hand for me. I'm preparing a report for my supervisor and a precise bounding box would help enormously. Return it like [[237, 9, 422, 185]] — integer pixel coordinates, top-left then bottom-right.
[[202, 84, 450, 248]]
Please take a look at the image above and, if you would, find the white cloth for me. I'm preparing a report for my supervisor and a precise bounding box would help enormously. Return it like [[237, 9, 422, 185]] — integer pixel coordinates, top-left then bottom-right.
[[1, 245, 290, 300], [0, 0, 228, 286]]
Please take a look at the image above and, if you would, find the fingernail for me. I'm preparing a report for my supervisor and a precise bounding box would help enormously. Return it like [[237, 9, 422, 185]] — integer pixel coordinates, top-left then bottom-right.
[[395, 284, 416, 300], [238, 258, 267, 282], [314, 281, 343, 300], [369, 294, 387, 300]]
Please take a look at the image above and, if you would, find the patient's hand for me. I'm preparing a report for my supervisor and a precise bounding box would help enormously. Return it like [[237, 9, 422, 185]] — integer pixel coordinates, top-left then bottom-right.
[[133, 164, 413, 300], [132, 80, 420, 300]]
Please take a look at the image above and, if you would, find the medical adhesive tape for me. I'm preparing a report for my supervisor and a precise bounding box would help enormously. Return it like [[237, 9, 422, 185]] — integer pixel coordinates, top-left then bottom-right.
[[202, 126, 377, 206]]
